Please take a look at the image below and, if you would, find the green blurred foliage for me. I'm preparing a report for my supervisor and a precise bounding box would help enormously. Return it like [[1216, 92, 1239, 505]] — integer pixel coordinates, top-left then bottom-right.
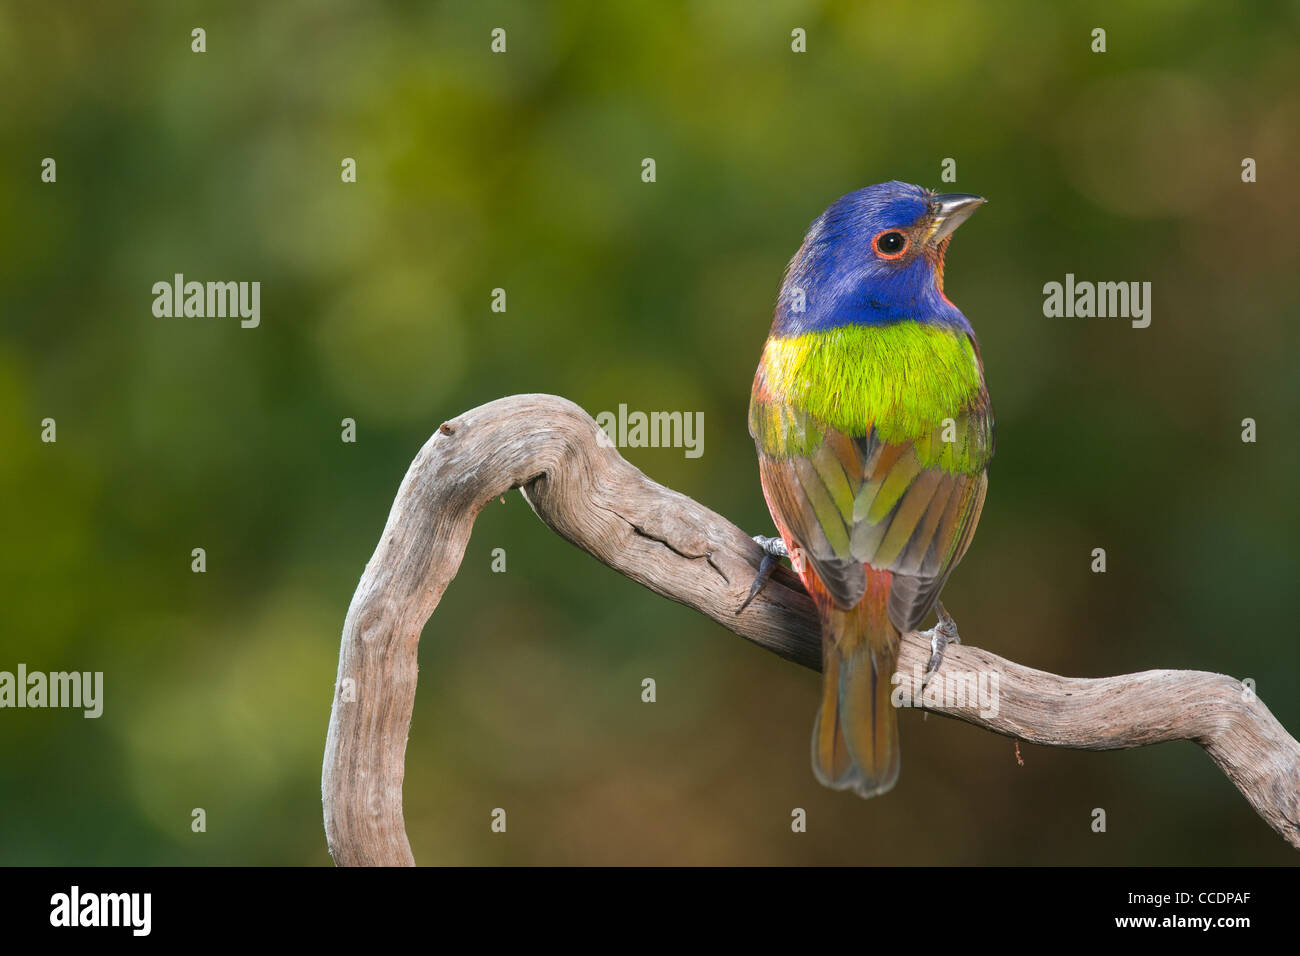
[[1, 0, 1297, 864]]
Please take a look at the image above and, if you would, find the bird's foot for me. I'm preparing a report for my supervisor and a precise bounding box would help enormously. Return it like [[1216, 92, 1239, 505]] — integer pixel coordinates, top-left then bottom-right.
[[921, 601, 962, 689], [736, 535, 788, 614]]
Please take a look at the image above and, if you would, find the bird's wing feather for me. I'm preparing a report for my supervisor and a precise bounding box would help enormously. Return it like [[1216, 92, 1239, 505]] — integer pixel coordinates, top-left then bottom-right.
[[753, 375, 992, 631]]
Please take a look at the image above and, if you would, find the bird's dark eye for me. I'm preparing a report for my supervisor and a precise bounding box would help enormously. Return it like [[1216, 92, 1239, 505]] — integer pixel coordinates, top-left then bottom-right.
[[874, 231, 908, 257]]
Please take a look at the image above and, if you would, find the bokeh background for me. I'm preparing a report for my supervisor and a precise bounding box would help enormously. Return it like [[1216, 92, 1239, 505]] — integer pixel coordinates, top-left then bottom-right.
[[1, 0, 1297, 865]]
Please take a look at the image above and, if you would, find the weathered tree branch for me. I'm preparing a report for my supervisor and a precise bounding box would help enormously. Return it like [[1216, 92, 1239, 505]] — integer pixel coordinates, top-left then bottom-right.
[[322, 393, 1300, 864]]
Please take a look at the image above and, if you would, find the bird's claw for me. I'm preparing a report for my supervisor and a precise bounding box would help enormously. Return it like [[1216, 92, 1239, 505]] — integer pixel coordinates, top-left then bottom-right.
[[921, 601, 961, 688], [752, 534, 788, 559], [736, 535, 789, 614]]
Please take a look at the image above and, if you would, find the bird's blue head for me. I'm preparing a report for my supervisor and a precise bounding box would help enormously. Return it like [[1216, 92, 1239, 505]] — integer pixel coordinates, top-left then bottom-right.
[[771, 181, 985, 336]]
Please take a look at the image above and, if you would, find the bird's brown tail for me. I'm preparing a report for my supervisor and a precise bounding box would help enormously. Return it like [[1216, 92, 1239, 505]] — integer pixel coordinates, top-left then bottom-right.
[[810, 593, 901, 799]]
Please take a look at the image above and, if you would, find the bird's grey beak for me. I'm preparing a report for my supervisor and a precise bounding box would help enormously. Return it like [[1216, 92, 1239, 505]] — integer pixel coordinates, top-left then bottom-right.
[[925, 193, 986, 243]]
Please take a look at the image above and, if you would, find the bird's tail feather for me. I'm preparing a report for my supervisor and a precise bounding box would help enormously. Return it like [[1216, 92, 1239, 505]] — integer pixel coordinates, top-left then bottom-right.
[[811, 591, 900, 799]]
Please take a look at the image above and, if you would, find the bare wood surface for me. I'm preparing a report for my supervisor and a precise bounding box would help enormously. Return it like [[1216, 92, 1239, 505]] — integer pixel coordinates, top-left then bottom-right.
[[322, 393, 1300, 864]]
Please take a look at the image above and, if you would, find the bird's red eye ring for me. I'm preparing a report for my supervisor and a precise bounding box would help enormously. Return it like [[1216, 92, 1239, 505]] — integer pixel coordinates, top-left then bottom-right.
[[872, 230, 909, 260]]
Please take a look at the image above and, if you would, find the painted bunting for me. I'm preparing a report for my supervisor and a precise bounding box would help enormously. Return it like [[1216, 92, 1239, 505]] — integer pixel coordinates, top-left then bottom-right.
[[747, 182, 993, 798]]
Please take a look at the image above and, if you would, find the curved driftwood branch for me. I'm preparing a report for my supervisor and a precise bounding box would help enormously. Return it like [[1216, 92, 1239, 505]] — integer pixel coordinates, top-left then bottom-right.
[[322, 393, 1300, 864]]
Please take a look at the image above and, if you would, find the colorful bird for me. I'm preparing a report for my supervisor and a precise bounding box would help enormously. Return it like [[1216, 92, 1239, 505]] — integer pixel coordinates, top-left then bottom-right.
[[747, 182, 993, 798]]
